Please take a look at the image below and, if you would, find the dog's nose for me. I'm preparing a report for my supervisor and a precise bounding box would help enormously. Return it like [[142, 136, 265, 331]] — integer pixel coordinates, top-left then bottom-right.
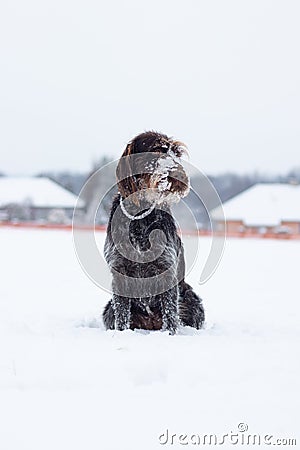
[[170, 166, 188, 184]]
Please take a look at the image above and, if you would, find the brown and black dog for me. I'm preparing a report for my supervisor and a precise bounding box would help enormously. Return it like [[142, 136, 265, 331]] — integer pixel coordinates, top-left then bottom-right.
[[102, 131, 205, 334]]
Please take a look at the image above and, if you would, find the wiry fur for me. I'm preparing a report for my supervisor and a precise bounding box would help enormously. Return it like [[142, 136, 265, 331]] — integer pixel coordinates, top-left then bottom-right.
[[102, 131, 205, 334]]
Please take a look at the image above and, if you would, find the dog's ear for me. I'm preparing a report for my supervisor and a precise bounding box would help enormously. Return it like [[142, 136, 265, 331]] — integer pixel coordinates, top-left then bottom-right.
[[116, 142, 140, 204]]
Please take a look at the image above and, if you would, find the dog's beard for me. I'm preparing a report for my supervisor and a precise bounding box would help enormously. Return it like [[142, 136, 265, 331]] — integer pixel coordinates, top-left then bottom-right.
[[142, 178, 190, 205], [144, 189, 182, 205]]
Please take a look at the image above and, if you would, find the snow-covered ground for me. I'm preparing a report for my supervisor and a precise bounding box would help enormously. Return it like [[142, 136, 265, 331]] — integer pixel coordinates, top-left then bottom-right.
[[0, 228, 299, 449]]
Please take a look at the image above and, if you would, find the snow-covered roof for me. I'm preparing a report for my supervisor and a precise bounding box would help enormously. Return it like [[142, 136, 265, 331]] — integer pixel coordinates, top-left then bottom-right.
[[212, 183, 300, 226], [0, 177, 84, 209]]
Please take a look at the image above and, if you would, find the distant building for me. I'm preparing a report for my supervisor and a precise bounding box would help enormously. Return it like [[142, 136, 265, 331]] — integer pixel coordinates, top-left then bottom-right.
[[0, 176, 85, 223], [212, 183, 300, 235]]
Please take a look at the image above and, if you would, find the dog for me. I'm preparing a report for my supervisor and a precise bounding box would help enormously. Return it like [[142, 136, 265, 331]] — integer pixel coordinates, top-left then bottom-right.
[[102, 131, 205, 334]]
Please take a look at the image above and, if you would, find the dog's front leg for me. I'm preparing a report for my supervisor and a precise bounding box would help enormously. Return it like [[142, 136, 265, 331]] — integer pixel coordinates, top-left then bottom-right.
[[160, 286, 179, 335], [178, 281, 205, 329], [112, 295, 131, 331]]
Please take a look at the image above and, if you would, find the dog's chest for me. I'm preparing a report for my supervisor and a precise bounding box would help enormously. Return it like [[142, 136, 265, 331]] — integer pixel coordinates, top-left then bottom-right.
[[129, 222, 151, 252], [128, 210, 173, 249]]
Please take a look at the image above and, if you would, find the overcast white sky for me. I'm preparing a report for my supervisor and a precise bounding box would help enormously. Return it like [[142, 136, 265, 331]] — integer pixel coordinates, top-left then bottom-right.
[[0, 0, 299, 175]]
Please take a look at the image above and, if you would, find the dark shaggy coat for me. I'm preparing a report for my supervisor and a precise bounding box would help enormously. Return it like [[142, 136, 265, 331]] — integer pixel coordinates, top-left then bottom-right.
[[102, 194, 205, 334]]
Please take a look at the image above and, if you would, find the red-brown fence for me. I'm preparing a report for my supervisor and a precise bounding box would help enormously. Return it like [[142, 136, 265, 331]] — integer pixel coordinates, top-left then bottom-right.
[[1, 221, 300, 240]]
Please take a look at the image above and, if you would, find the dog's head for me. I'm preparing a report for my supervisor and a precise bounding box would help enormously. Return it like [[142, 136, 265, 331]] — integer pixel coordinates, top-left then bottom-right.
[[116, 131, 190, 204]]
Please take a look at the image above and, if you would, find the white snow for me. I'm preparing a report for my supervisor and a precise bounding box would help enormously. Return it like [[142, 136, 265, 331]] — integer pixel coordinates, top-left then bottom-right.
[[0, 177, 84, 209], [154, 157, 176, 192], [212, 183, 300, 226], [0, 228, 299, 449], [154, 150, 183, 193]]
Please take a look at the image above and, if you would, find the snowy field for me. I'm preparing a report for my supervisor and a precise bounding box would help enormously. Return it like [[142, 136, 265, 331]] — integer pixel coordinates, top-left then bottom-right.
[[0, 228, 299, 449]]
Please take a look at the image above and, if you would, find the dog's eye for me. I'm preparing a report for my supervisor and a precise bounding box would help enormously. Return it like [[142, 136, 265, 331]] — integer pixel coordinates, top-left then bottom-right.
[[153, 144, 167, 152]]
